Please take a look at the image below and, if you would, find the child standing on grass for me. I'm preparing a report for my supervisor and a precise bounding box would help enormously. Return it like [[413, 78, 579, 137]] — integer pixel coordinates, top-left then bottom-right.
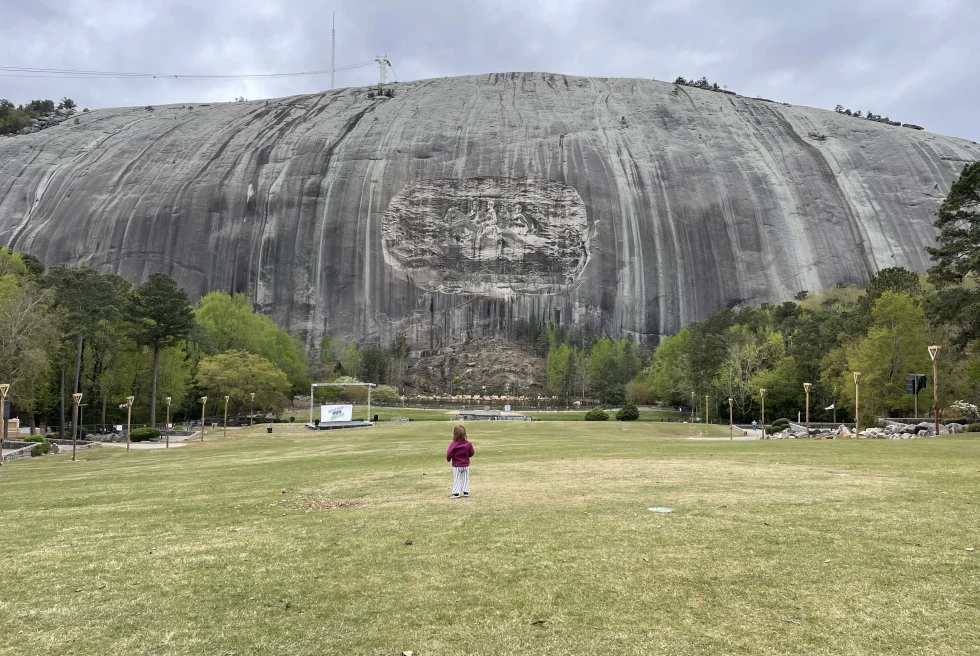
[[447, 424, 474, 499]]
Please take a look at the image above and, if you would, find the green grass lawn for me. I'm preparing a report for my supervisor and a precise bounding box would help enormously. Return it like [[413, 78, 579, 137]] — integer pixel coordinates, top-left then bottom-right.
[[1, 422, 978, 655]]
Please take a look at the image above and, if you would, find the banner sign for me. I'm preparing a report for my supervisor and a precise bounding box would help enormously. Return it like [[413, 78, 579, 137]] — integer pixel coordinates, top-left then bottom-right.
[[320, 404, 353, 423]]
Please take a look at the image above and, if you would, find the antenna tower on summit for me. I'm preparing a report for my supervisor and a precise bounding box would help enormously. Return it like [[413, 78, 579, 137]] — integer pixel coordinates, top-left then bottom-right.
[[376, 55, 391, 86], [330, 11, 336, 89]]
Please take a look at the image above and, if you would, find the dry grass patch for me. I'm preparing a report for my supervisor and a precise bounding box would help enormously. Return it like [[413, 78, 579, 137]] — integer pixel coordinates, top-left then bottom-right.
[[306, 457, 902, 511]]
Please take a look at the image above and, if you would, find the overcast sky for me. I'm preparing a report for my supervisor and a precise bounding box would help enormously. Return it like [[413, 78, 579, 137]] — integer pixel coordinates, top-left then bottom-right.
[[2, 0, 978, 141]]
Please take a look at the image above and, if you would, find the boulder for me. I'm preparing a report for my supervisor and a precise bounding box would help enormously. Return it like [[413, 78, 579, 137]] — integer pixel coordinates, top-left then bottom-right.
[[948, 423, 965, 434]]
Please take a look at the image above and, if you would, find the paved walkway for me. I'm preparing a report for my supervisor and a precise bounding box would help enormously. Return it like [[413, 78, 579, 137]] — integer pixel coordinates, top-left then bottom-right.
[[101, 441, 189, 449], [688, 429, 763, 441], [100, 431, 199, 449]]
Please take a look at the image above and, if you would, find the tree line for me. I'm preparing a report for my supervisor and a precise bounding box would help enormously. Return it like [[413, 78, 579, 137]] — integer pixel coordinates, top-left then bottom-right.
[[0, 257, 318, 434]]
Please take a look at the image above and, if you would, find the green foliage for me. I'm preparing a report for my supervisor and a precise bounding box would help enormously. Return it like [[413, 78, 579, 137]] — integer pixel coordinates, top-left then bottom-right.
[[0, 275, 64, 415], [361, 346, 389, 385], [196, 350, 292, 416], [837, 292, 931, 420], [130, 273, 194, 350], [130, 427, 161, 442], [341, 342, 363, 380], [371, 385, 401, 404], [584, 408, 609, 421], [967, 423, 980, 433], [195, 292, 308, 391], [0, 99, 32, 135], [625, 378, 655, 405], [927, 162, 980, 287], [616, 403, 639, 421], [28, 437, 51, 456], [772, 418, 791, 431]]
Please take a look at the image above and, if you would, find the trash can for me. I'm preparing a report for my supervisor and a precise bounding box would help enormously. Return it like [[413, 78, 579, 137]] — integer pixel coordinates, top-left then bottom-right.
[[267, 423, 273, 434]]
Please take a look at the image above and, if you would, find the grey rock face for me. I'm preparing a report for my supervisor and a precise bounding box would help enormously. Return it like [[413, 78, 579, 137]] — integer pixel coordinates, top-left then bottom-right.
[[1, 73, 978, 349]]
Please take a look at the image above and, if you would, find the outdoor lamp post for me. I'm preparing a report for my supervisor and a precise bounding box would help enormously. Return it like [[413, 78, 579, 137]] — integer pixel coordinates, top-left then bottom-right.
[[125, 396, 135, 453], [705, 395, 709, 425], [928, 346, 941, 435], [0, 382, 9, 464], [165, 396, 172, 449], [223, 396, 229, 438], [71, 392, 83, 461], [250, 392, 255, 427], [853, 372, 861, 437], [200, 396, 208, 441], [760, 388, 767, 440], [691, 391, 695, 423], [803, 383, 812, 438], [728, 397, 733, 441]]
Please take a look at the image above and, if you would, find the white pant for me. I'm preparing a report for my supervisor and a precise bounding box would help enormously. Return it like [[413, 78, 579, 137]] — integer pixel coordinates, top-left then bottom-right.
[[451, 466, 470, 495]]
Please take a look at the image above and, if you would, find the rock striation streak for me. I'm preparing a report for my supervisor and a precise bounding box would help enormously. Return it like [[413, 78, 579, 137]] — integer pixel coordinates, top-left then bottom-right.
[[0, 72, 978, 349]]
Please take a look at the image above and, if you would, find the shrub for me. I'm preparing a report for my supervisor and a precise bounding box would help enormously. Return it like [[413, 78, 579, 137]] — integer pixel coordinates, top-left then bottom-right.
[[130, 427, 161, 442], [584, 408, 609, 421], [616, 403, 639, 421], [372, 384, 402, 404], [24, 436, 51, 456], [968, 424, 980, 433]]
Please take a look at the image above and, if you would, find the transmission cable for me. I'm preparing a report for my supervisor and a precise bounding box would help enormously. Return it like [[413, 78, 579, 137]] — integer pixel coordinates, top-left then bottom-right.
[[0, 61, 376, 80]]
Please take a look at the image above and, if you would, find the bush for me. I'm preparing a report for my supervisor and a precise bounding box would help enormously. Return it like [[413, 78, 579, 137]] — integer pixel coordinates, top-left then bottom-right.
[[968, 424, 980, 433], [130, 427, 161, 442], [616, 403, 640, 421], [584, 408, 609, 421], [24, 436, 51, 456], [371, 384, 402, 404]]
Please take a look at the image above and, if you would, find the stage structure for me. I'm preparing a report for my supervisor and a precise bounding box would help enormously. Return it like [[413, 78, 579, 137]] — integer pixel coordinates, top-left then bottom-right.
[[308, 382, 377, 430]]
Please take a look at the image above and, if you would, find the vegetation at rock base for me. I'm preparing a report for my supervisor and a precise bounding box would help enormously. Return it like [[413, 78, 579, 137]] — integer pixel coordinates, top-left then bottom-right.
[[195, 350, 291, 418]]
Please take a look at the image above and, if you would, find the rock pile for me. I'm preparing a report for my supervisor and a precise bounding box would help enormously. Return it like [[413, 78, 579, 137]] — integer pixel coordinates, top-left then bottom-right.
[[3, 109, 75, 137], [769, 423, 851, 439], [869, 419, 965, 439], [769, 420, 966, 439]]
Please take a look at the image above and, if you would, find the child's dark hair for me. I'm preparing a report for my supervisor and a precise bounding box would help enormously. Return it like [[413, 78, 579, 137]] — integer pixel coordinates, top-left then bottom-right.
[[453, 424, 467, 441]]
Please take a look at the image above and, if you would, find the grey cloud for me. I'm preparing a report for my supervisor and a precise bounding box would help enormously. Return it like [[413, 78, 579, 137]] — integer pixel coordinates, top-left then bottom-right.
[[0, 0, 977, 140]]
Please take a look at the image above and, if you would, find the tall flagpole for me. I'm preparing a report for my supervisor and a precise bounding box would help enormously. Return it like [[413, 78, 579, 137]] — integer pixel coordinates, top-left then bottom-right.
[[331, 11, 336, 89]]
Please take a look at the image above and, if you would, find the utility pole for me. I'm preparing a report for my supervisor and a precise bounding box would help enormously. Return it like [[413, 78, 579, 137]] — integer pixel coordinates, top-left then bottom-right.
[[125, 396, 134, 453], [71, 392, 82, 461], [760, 388, 767, 440], [200, 397, 208, 441], [728, 397, 733, 441], [803, 383, 812, 438], [928, 346, 941, 435], [0, 383, 9, 466], [853, 372, 861, 438]]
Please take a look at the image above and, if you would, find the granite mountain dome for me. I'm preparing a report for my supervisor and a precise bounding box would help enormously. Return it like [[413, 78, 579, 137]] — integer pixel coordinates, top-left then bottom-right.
[[1, 72, 978, 350]]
